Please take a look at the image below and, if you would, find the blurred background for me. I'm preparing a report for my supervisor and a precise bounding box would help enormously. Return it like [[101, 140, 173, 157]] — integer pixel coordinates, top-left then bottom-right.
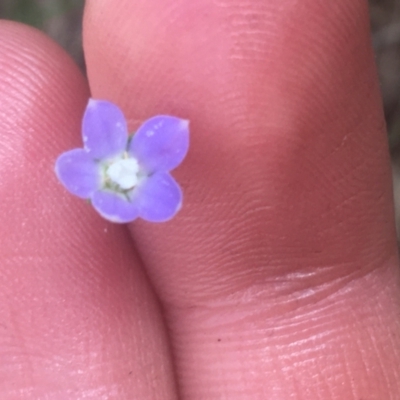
[[371, 0, 400, 151], [0, 0, 84, 68], [2, 0, 400, 234]]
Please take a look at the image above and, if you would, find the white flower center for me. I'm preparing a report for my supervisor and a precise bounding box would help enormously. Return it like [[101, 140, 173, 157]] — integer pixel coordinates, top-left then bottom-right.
[[106, 158, 140, 189]]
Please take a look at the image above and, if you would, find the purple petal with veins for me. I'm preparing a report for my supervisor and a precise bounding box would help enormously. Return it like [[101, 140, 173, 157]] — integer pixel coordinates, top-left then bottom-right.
[[82, 99, 128, 159], [133, 172, 182, 222], [129, 116, 189, 173], [55, 149, 101, 198], [91, 190, 139, 223]]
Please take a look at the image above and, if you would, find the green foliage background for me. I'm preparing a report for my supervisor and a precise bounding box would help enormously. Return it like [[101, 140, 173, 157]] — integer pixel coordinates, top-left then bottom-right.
[[0, 0, 84, 68]]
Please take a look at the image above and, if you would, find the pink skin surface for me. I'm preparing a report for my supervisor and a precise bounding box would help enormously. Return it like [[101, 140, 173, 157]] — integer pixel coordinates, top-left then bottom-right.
[[0, 0, 398, 398]]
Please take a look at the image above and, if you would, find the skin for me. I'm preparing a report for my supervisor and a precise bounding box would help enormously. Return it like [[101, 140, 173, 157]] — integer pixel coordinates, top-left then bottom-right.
[[0, 0, 398, 398]]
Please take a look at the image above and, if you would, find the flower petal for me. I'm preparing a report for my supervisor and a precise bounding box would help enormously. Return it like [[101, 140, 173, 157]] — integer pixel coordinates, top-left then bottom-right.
[[91, 191, 139, 223], [55, 149, 101, 198], [129, 116, 189, 172], [82, 99, 128, 158], [133, 172, 182, 222]]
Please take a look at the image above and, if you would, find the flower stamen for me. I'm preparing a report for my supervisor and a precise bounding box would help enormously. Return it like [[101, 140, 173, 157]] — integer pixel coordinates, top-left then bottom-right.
[[105, 157, 140, 190]]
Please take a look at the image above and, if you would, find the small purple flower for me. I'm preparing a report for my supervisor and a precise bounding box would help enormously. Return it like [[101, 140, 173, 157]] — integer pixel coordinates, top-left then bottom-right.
[[55, 99, 189, 223]]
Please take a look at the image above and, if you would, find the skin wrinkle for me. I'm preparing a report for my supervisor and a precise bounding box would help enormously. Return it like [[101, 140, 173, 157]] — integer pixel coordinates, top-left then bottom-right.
[[364, 298, 400, 388], [157, 240, 393, 310], [275, 9, 372, 128], [362, 332, 392, 395], [168, 262, 396, 398], [0, 30, 80, 133], [166, 261, 394, 336], [228, 16, 277, 56], [170, 304, 372, 398]]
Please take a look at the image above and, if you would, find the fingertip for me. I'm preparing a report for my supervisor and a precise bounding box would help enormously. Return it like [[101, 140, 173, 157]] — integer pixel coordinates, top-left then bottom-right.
[[0, 21, 178, 399], [83, 2, 400, 399]]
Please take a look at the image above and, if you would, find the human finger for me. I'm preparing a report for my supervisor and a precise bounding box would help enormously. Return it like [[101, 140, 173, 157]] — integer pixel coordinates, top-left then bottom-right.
[[84, 0, 400, 398], [0, 21, 177, 400]]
